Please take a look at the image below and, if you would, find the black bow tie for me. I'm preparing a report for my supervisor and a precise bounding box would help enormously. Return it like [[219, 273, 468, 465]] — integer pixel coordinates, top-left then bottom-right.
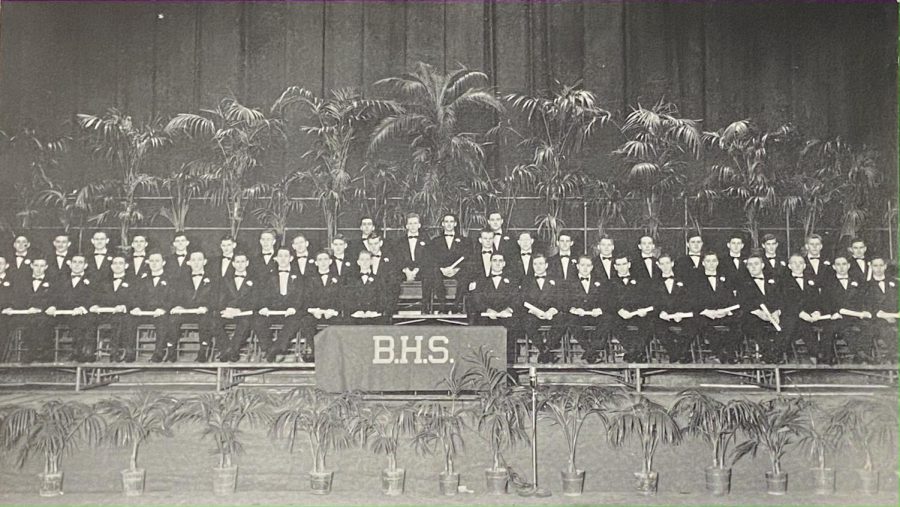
[[113, 276, 125, 280], [57, 254, 67, 258], [192, 274, 204, 278], [444, 234, 455, 238], [580, 277, 591, 281], [371, 254, 381, 258], [808, 256, 820, 260], [521, 252, 532, 256], [793, 276, 804, 279], [492, 274, 502, 279], [560, 255, 570, 259], [600, 256, 611, 260], [235, 273, 247, 278], [222, 255, 233, 260], [662, 275, 674, 279], [752, 276, 764, 280], [690, 254, 700, 257], [836, 276, 848, 280], [535, 275, 546, 279], [71, 274, 83, 279], [262, 251, 274, 256], [707, 275, 717, 278], [176, 254, 185, 258], [482, 251, 492, 255], [408, 235, 418, 239], [853, 257, 865, 260], [33, 277, 44, 281], [16, 254, 27, 258], [296, 255, 307, 259], [133, 254, 145, 258], [278, 270, 290, 274]]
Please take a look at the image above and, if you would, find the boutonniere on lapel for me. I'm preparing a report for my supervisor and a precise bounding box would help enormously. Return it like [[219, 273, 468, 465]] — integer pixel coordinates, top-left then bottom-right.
[[889, 281, 896, 288], [141, 273, 148, 278], [502, 278, 510, 284], [290, 274, 297, 280], [779, 260, 786, 266], [850, 281, 859, 287], [160, 280, 167, 286], [1, 281, 9, 287], [344, 261, 351, 267], [503, 236, 510, 241], [719, 276, 726, 282], [383, 257, 390, 263], [83, 279, 90, 285], [629, 280, 636, 285], [454, 238, 461, 243], [245, 280, 253, 287], [202, 278, 210, 284], [419, 241, 426, 246], [768, 279, 775, 284], [331, 277, 338, 284], [308, 258, 315, 264], [823, 260, 831, 266], [106, 256, 113, 261], [594, 281, 602, 287], [121, 282, 129, 288], [808, 280, 815, 286], [549, 280, 556, 286], [676, 281, 684, 287], [24, 259, 31, 265], [41, 282, 49, 288]]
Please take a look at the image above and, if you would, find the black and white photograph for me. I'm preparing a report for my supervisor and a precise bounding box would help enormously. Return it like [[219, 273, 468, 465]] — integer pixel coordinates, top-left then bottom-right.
[[0, 0, 897, 504]]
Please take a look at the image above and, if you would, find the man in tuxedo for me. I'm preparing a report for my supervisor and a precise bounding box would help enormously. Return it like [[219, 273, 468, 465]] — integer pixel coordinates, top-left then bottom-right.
[[778, 254, 827, 363], [740, 254, 786, 363], [820, 255, 866, 364], [4, 256, 54, 362], [631, 235, 660, 282], [653, 253, 696, 363], [803, 234, 831, 285], [463, 228, 497, 308], [0, 257, 14, 360], [549, 231, 579, 282], [170, 251, 219, 362], [304, 251, 344, 359], [718, 233, 748, 288], [342, 250, 390, 324], [253, 248, 310, 361], [590, 234, 615, 283], [563, 255, 608, 363], [8, 234, 38, 283], [130, 252, 176, 363], [393, 213, 432, 309], [486, 212, 516, 259], [847, 238, 872, 284], [290, 233, 316, 278], [760, 234, 788, 281], [250, 229, 279, 280], [329, 234, 355, 281], [506, 231, 537, 285], [365, 231, 399, 308], [85, 231, 114, 283], [519, 253, 566, 363], [46, 233, 73, 282], [674, 232, 704, 284], [215, 252, 257, 362], [426, 213, 468, 311], [691, 252, 742, 363], [207, 235, 237, 281], [346, 216, 377, 262], [865, 256, 898, 362], [468, 252, 521, 363], [609, 254, 655, 362], [90, 255, 135, 362], [46, 253, 96, 362], [165, 232, 191, 280], [127, 234, 152, 281]]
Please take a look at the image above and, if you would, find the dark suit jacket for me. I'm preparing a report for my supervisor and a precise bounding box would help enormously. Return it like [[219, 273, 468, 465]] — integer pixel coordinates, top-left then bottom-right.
[[46, 253, 73, 282], [718, 255, 749, 288], [777, 275, 824, 315], [304, 272, 343, 312], [258, 270, 305, 311], [341, 272, 388, 315], [505, 249, 537, 285], [249, 251, 278, 281], [674, 254, 704, 284], [134, 273, 173, 311], [290, 254, 316, 278], [802, 256, 831, 286], [7, 251, 40, 283], [847, 257, 871, 284], [164, 253, 191, 280], [820, 275, 864, 314], [762, 256, 789, 281], [11, 275, 53, 309], [469, 274, 519, 314], [51, 273, 96, 309], [329, 256, 356, 281], [690, 272, 740, 313], [93, 276, 135, 309], [630, 255, 661, 283], [207, 255, 236, 281], [607, 275, 652, 312], [428, 233, 468, 274], [547, 253, 579, 282], [218, 274, 257, 310], [172, 272, 219, 309], [738, 276, 783, 315], [591, 255, 616, 283], [563, 275, 607, 312], [865, 278, 899, 314], [651, 276, 694, 314], [519, 275, 563, 313], [391, 235, 433, 273]]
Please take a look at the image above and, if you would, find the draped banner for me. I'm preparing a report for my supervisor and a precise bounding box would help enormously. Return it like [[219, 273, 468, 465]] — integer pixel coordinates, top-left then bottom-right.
[[314, 326, 506, 392]]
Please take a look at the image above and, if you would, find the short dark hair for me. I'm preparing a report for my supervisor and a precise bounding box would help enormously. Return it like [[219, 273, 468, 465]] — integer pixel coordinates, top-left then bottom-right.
[[366, 231, 383, 242], [761, 234, 778, 243], [220, 234, 236, 243], [657, 252, 674, 262], [172, 231, 188, 241], [332, 233, 347, 243], [479, 227, 495, 236]]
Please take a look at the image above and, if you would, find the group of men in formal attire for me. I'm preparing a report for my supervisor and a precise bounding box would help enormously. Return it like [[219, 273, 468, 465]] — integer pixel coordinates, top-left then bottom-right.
[[0, 211, 897, 366]]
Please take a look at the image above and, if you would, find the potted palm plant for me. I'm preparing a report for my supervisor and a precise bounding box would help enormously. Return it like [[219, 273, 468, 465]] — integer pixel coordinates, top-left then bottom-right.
[[607, 393, 682, 495], [270, 388, 361, 495], [359, 403, 417, 495], [96, 392, 178, 496], [537, 385, 622, 496], [171, 390, 272, 495], [732, 397, 804, 495], [1, 400, 104, 496], [670, 389, 758, 495], [830, 398, 897, 494], [413, 363, 473, 496], [462, 347, 530, 495], [795, 398, 841, 495]]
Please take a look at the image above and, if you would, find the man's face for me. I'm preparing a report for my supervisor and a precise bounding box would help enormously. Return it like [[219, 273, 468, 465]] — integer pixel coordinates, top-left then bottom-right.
[[833, 257, 850, 276], [259, 233, 276, 251], [275, 250, 292, 268], [558, 235, 574, 253], [441, 215, 457, 233], [478, 232, 494, 249], [232, 256, 249, 274], [850, 241, 867, 259], [638, 237, 655, 255], [0, 258, 7, 273], [598, 238, 614, 256], [613, 258, 630, 276], [357, 253, 372, 271], [487, 213, 503, 232], [788, 256, 806, 274], [806, 238, 823, 256], [871, 258, 886, 277], [490, 255, 505, 273], [315, 253, 333, 271], [53, 236, 71, 253], [577, 258, 593, 276], [13, 236, 29, 253], [518, 234, 534, 251], [532, 257, 548, 276], [221, 239, 236, 256], [702, 255, 719, 273], [687, 237, 703, 254], [360, 219, 375, 235], [110, 258, 127, 275], [727, 238, 743, 255], [746, 257, 763, 276], [172, 236, 189, 252], [31, 259, 47, 277], [406, 217, 421, 235], [658, 257, 674, 275], [366, 237, 383, 254], [148, 254, 165, 273], [69, 257, 86, 275], [187, 252, 207, 272], [331, 239, 346, 256], [131, 236, 148, 253], [292, 237, 309, 253], [763, 239, 779, 256], [92, 233, 109, 251]]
